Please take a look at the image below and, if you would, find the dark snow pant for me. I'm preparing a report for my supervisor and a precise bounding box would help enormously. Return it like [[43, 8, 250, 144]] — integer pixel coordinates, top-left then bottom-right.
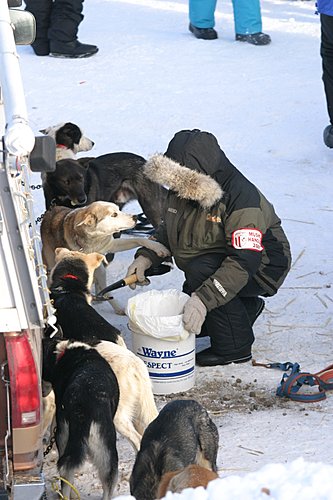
[[25, 0, 84, 44], [182, 254, 266, 358], [321, 13, 333, 126]]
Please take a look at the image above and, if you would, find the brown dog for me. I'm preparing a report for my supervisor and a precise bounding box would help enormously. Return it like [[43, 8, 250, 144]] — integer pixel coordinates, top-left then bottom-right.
[[157, 465, 219, 498], [41, 201, 170, 271], [40, 201, 170, 302]]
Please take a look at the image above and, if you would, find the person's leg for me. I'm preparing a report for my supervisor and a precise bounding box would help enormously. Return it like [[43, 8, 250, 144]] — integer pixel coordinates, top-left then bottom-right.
[[232, 0, 262, 35], [321, 14, 333, 148], [188, 0, 218, 40], [48, 0, 98, 58], [199, 296, 255, 363], [48, 0, 83, 43], [238, 279, 267, 327], [232, 0, 271, 45], [25, 0, 52, 55], [182, 254, 257, 365], [189, 0, 217, 28]]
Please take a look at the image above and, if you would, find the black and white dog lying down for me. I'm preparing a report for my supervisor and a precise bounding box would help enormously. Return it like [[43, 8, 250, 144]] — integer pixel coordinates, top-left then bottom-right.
[[42, 339, 119, 500], [130, 399, 219, 500]]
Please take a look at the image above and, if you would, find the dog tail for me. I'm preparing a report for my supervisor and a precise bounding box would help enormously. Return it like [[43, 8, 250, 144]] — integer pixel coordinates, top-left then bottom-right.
[[135, 365, 158, 436]]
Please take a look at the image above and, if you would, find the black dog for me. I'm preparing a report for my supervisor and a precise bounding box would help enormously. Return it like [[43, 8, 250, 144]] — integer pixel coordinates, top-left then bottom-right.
[[42, 153, 168, 227], [130, 399, 219, 500], [42, 338, 119, 500], [46, 251, 126, 346]]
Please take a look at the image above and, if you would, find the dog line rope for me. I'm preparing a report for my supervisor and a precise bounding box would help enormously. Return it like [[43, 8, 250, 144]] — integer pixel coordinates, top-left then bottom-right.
[[51, 476, 80, 500]]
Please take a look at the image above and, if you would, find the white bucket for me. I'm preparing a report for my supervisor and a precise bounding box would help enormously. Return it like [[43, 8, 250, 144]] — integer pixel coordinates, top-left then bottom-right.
[[126, 289, 195, 395], [131, 331, 195, 395]]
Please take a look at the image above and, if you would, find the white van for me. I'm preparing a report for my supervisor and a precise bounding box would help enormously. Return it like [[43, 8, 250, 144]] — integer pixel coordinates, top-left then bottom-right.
[[0, 3, 55, 498]]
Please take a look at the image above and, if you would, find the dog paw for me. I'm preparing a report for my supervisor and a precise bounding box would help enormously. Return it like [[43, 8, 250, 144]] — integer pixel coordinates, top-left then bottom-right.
[[109, 299, 126, 315], [146, 241, 171, 257], [114, 307, 126, 316]]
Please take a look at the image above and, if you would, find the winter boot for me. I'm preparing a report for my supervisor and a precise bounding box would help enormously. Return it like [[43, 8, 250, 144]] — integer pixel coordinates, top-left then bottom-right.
[[323, 125, 333, 148], [196, 347, 252, 367], [236, 32, 271, 45], [189, 24, 218, 40], [49, 40, 98, 58]]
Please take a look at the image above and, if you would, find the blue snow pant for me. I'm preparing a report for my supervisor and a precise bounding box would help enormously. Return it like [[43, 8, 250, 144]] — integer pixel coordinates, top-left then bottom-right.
[[189, 0, 262, 35]]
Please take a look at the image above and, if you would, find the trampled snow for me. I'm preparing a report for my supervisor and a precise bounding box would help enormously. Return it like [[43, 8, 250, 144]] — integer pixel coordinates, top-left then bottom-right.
[[16, 0, 333, 498]]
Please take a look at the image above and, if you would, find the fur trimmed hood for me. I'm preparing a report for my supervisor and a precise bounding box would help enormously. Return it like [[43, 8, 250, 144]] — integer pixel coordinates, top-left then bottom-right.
[[143, 154, 223, 209]]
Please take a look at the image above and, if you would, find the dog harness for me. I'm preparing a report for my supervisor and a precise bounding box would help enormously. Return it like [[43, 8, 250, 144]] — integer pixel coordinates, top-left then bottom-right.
[[252, 360, 333, 403]]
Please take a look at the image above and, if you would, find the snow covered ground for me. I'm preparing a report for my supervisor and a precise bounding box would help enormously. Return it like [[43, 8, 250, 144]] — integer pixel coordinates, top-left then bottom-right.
[[17, 0, 333, 497]]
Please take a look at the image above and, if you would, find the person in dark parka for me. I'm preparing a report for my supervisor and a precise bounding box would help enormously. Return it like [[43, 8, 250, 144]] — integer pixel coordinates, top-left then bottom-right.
[[126, 130, 291, 367]]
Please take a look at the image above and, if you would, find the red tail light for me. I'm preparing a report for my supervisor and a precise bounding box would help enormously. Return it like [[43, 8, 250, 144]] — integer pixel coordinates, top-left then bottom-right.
[[5, 332, 40, 428]]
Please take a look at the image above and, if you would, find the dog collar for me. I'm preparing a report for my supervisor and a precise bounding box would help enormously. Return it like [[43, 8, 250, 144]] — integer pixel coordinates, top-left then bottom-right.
[[50, 285, 69, 296], [62, 274, 79, 280], [56, 143, 68, 149]]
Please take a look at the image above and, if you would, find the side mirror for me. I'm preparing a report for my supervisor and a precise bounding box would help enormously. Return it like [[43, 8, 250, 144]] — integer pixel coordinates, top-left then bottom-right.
[[9, 9, 36, 45], [29, 136, 56, 173], [7, 0, 22, 6]]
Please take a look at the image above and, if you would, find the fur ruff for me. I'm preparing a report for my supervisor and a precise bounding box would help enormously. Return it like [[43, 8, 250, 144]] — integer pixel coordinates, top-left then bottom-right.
[[143, 154, 223, 209]]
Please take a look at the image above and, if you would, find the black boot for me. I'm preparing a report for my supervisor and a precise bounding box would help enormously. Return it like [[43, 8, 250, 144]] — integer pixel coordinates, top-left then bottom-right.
[[236, 32, 271, 46], [196, 347, 252, 367], [189, 24, 218, 40], [323, 125, 333, 148], [49, 40, 98, 58]]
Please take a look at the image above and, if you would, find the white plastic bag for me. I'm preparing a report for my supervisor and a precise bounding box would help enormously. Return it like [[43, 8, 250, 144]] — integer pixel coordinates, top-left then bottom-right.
[[126, 289, 190, 341]]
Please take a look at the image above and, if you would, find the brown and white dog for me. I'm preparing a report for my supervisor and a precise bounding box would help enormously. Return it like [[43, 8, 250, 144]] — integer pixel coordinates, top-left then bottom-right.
[[157, 464, 219, 498], [40, 200, 170, 299], [41, 201, 170, 271]]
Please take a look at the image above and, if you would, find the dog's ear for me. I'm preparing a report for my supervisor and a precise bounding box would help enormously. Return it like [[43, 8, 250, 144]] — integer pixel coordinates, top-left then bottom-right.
[[85, 252, 107, 270], [76, 214, 96, 227], [54, 247, 71, 261]]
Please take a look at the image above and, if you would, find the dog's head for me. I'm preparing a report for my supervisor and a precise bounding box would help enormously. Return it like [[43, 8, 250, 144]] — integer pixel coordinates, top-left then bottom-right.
[[50, 247, 106, 294], [76, 201, 137, 235], [157, 465, 219, 498], [46, 158, 88, 206], [40, 122, 94, 155]]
